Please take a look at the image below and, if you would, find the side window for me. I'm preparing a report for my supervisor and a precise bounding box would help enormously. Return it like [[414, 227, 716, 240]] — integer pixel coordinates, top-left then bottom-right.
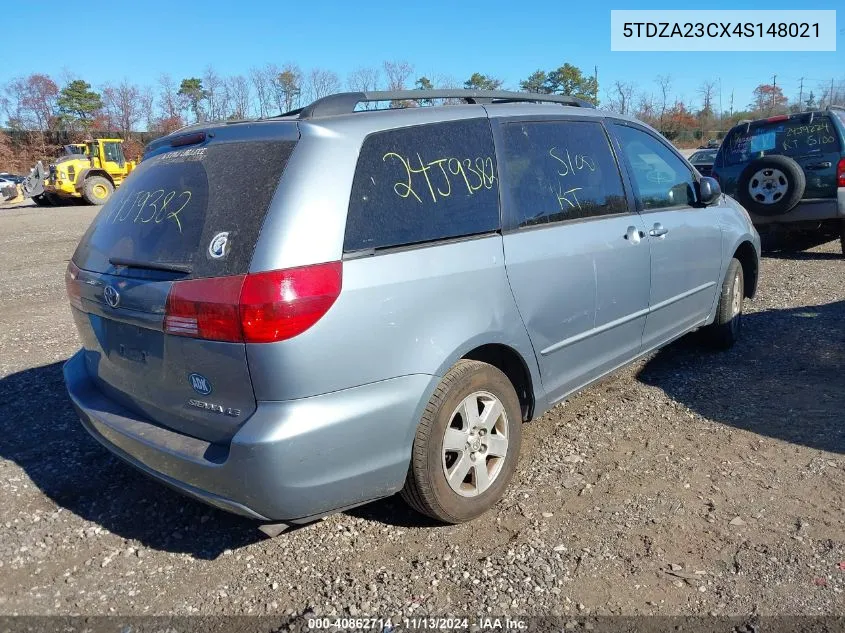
[[344, 118, 499, 252], [611, 124, 698, 211], [500, 120, 628, 227]]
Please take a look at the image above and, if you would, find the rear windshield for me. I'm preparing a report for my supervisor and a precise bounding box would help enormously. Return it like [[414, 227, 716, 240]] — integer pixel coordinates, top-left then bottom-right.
[[722, 115, 840, 166], [73, 140, 296, 278]]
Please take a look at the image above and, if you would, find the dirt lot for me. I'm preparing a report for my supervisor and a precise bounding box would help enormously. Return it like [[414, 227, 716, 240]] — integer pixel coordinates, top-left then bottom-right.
[[1, 201, 843, 619]]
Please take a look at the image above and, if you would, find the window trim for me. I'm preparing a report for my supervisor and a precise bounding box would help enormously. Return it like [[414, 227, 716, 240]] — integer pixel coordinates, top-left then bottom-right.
[[342, 117, 502, 253], [606, 119, 702, 215], [491, 115, 638, 234]]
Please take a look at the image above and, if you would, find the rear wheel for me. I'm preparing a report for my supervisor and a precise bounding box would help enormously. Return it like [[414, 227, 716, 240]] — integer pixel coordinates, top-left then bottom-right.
[[82, 176, 114, 205], [401, 360, 522, 523], [840, 221, 845, 256], [704, 258, 744, 350]]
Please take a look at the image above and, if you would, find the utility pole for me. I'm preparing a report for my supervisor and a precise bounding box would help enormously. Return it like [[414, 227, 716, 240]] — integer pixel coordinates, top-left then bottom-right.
[[718, 78, 722, 119], [798, 77, 804, 111], [771, 74, 777, 112], [730, 90, 734, 117], [594, 66, 599, 103], [831, 78, 836, 107]]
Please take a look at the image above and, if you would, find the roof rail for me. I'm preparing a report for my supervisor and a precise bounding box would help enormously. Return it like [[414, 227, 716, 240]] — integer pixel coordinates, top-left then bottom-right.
[[296, 90, 595, 119]]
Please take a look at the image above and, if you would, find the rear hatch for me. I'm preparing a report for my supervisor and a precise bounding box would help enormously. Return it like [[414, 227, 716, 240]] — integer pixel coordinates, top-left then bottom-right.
[[67, 124, 299, 444], [720, 113, 842, 199]]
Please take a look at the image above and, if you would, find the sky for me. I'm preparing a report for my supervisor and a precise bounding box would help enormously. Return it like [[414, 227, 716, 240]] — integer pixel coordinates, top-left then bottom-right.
[[1, 0, 842, 113]]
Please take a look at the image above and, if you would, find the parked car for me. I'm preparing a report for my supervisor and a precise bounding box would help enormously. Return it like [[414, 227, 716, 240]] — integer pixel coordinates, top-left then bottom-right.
[[698, 139, 721, 149], [712, 107, 845, 253], [688, 149, 718, 177], [63, 90, 760, 528], [0, 172, 24, 184]]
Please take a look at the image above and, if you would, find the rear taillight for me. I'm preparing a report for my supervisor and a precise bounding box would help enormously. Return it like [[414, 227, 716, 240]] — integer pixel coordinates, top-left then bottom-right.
[[837, 158, 845, 188], [65, 261, 83, 311], [165, 275, 245, 342], [164, 262, 342, 344]]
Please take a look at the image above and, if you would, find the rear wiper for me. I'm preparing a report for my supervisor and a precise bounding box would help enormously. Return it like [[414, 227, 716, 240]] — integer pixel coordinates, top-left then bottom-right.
[[109, 257, 193, 274]]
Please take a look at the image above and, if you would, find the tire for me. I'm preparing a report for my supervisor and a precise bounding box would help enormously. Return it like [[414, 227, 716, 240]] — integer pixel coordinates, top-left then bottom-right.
[[82, 176, 114, 205], [704, 258, 744, 350], [840, 221, 845, 256], [401, 360, 522, 523], [737, 155, 805, 217]]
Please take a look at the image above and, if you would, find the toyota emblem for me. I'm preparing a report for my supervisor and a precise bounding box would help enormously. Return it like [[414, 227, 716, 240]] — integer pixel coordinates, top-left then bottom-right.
[[104, 285, 120, 308]]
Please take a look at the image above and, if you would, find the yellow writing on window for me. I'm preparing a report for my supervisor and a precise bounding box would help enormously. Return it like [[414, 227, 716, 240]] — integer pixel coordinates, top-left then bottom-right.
[[549, 147, 596, 177], [104, 189, 192, 233], [382, 152, 496, 204]]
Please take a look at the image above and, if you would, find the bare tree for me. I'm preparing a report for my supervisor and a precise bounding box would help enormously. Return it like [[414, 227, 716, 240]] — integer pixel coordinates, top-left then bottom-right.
[[698, 79, 717, 116], [4, 74, 59, 131], [203, 66, 228, 121], [635, 92, 657, 122], [655, 74, 672, 129], [250, 67, 272, 118], [157, 74, 182, 123], [102, 80, 141, 137], [138, 86, 155, 132], [227, 75, 251, 119], [347, 66, 380, 93], [383, 60, 414, 91], [305, 68, 340, 102], [346, 66, 380, 110], [608, 81, 635, 115]]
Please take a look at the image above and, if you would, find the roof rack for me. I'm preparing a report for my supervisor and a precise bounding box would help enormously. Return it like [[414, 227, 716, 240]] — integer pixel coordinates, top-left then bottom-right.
[[295, 90, 595, 119]]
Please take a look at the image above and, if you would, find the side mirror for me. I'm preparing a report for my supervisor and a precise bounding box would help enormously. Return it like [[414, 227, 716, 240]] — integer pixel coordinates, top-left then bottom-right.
[[697, 177, 721, 206]]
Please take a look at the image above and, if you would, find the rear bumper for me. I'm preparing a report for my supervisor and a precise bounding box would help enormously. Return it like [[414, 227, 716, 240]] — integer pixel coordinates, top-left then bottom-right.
[[64, 350, 435, 522], [749, 191, 844, 225]]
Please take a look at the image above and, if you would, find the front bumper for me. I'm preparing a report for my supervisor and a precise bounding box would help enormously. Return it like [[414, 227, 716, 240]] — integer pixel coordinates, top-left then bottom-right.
[[64, 350, 435, 522]]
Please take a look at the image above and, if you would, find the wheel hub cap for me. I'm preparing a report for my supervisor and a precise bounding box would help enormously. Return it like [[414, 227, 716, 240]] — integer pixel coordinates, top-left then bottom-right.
[[442, 390, 509, 498], [748, 167, 788, 205]]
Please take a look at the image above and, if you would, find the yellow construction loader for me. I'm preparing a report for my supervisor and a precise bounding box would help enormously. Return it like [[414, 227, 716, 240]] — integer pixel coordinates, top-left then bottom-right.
[[2, 138, 135, 206]]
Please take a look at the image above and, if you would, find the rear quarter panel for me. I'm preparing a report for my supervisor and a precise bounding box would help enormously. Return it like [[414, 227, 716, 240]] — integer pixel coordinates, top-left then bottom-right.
[[246, 109, 546, 410]]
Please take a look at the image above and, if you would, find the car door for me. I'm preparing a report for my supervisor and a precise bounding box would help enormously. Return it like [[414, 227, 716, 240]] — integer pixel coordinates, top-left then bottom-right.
[[609, 122, 723, 350], [495, 116, 651, 404]]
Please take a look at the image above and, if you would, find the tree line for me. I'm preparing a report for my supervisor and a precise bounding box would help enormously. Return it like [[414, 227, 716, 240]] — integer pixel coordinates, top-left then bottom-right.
[[1, 59, 843, 170]]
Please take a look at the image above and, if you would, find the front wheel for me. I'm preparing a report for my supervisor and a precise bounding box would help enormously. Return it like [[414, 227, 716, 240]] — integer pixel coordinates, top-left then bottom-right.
[[82, 176, 114, 205], [704, 258, 744, 350], [401, 360, 522, 523]]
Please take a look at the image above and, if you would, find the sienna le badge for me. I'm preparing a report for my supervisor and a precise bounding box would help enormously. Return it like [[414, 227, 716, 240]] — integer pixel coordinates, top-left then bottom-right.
[[208, 232, 229, 259]]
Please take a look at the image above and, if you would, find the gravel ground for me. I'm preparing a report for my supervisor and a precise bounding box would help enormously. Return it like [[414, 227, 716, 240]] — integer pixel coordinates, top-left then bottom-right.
[[0, 201, 843, 619]]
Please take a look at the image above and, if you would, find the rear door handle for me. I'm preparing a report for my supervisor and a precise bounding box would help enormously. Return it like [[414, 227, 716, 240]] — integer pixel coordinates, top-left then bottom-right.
[[649, 223, 669, 237], [805, 162, 832, 170], [624, 226, 645, 244]]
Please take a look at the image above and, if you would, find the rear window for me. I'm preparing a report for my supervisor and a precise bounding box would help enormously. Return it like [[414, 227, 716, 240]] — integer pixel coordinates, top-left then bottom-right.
[[73, 140, 296, 278], [344, 118, 500, 252], [722, 115, 841, 166]]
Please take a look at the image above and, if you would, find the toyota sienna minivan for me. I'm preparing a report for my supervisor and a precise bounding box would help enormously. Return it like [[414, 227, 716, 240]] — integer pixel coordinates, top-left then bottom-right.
[[64, 90, 760, 527]]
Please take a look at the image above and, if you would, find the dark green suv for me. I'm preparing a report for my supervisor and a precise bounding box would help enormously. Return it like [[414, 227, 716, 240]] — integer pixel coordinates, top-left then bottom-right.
[[712, 107, 845, 253]]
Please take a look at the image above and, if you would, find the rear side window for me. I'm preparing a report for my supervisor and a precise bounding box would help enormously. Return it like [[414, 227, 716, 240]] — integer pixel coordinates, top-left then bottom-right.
[[499, 120, 628, 227], [73, 140, 296, 279], [722, 116, 841, 166], [344, 118, 500, 251]]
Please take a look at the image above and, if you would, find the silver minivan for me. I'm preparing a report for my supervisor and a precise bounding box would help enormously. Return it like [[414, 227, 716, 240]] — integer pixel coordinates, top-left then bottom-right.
[[64, 90, 760, 527]]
